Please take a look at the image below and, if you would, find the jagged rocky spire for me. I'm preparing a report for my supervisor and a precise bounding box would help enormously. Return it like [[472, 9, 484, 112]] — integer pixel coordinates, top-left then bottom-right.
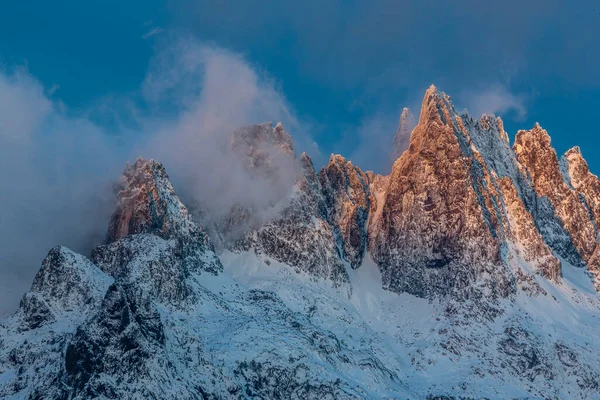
[[319, 154, 371, 269], [514, 125, 599, 270], [106, 158, 203, 243], [224, 123, 351, 290], [370, 85, 513, 299], [230, 121, 295, 177], [95, 158, 223, 305], [559, 146, 600, 289], [17, 247, 113, 331]]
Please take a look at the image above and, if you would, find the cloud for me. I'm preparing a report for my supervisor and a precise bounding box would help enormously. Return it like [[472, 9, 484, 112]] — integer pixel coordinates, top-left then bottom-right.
[[47, 83, 60, 96], [0, 39, 311, 316], [142, 27, 164, 40], [0, 68, 127, 316], [140, 40, 306, 225], [344, 111, 400, 175], [461, 85, 527, 119], [339, 88, 425, 175]]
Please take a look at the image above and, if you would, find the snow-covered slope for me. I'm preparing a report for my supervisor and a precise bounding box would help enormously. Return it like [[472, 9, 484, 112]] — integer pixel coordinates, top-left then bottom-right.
[[2, 86, 600, 399]]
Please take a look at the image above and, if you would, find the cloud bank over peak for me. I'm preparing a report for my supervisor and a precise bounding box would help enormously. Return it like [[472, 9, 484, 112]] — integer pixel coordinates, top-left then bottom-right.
[[141, 40, 308, 228], [0, 38, 312, 316]]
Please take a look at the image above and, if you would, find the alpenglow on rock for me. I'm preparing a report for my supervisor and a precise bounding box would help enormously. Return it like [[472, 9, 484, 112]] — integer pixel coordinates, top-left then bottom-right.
[[369, 85, 591, 301], [514, 125, 600, 285], [559, 146, 600, 289], [371, 86, 512, 299], [2, 86, 600, 400]]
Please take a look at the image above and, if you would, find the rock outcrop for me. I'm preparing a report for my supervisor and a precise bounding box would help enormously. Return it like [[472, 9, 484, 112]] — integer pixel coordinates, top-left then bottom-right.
[[455, 114, 562, 282], [560, 146, 600, 288], [16, 247, 113, 331], [106, 158, 218, 251], [319, 155, 371, 269], [250, 153, 350, 288], [225, 124, 350, 289], [498, 177, 561, 282], [370, 86, 512, 299], [94, 158, 222, 307], [514, 126, 600, 277], [230, 121, 296, 179]]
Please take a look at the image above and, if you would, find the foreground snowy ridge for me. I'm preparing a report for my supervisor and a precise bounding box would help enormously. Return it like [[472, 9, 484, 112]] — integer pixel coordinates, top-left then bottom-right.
[[1, 86, 600, 399]]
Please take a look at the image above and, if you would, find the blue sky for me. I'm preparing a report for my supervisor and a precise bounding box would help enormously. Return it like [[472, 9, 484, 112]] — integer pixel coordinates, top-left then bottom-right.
[[1, 0, 599, 173]]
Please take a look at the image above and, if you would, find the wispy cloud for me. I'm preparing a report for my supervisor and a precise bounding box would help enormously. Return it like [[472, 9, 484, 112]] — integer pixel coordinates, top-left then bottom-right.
[[461, 85, 527, 120], [47, 83, 60, 96], [142, 27, 164, 40], [141, 39, 307, 222], [344, 111, 399, 174]]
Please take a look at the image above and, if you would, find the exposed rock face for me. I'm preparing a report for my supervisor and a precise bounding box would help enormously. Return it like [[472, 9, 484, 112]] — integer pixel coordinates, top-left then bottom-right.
[[514, 125, 599, 271], [63, 283, 168, 398], [17, 246, 113, 331], [369, 86, 593, 299], [319, 155, 371, 269], [454, 113, 562, 282], [193, 122, 300, 247], [231, 121, 296, 179], [250, 153, 350, 288], [232, 121, 295, 156], [391, 107, 416, 163], [371, 86, 512, 299], [498, 177, 561, 282], [219, 123, 350, 289], [95, 158, 222, 307], [366, 172, 389, 252], [106, 158, 215, 247], [560, 146, 600, 289]]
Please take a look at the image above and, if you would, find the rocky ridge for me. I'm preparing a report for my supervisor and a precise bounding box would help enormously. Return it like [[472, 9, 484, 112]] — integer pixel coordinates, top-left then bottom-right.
[[319, 154, 371, 270], [369, 86, 600, 301], [2, 85, 600, 399]]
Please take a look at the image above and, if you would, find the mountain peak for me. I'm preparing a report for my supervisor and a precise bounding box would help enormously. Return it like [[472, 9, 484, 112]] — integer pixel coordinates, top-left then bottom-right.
[[418, 84, 456, 127], [232, 122, 295, 158], [328, 153, 347, 165], [514, 124, 553, 160], [319, 155, 370, 269], [425, 83, 439, 97], [400, 107, 411, 119], [561, 146, 595, 191], [565, 145, 582, 157], [515, 124, 600, 276], [106, 157, 199, 243], [18, 246, 112, 330]]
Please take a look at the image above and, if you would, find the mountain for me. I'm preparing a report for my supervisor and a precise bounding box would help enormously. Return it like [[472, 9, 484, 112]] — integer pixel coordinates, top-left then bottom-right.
[[2, 86, 600, 399]]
